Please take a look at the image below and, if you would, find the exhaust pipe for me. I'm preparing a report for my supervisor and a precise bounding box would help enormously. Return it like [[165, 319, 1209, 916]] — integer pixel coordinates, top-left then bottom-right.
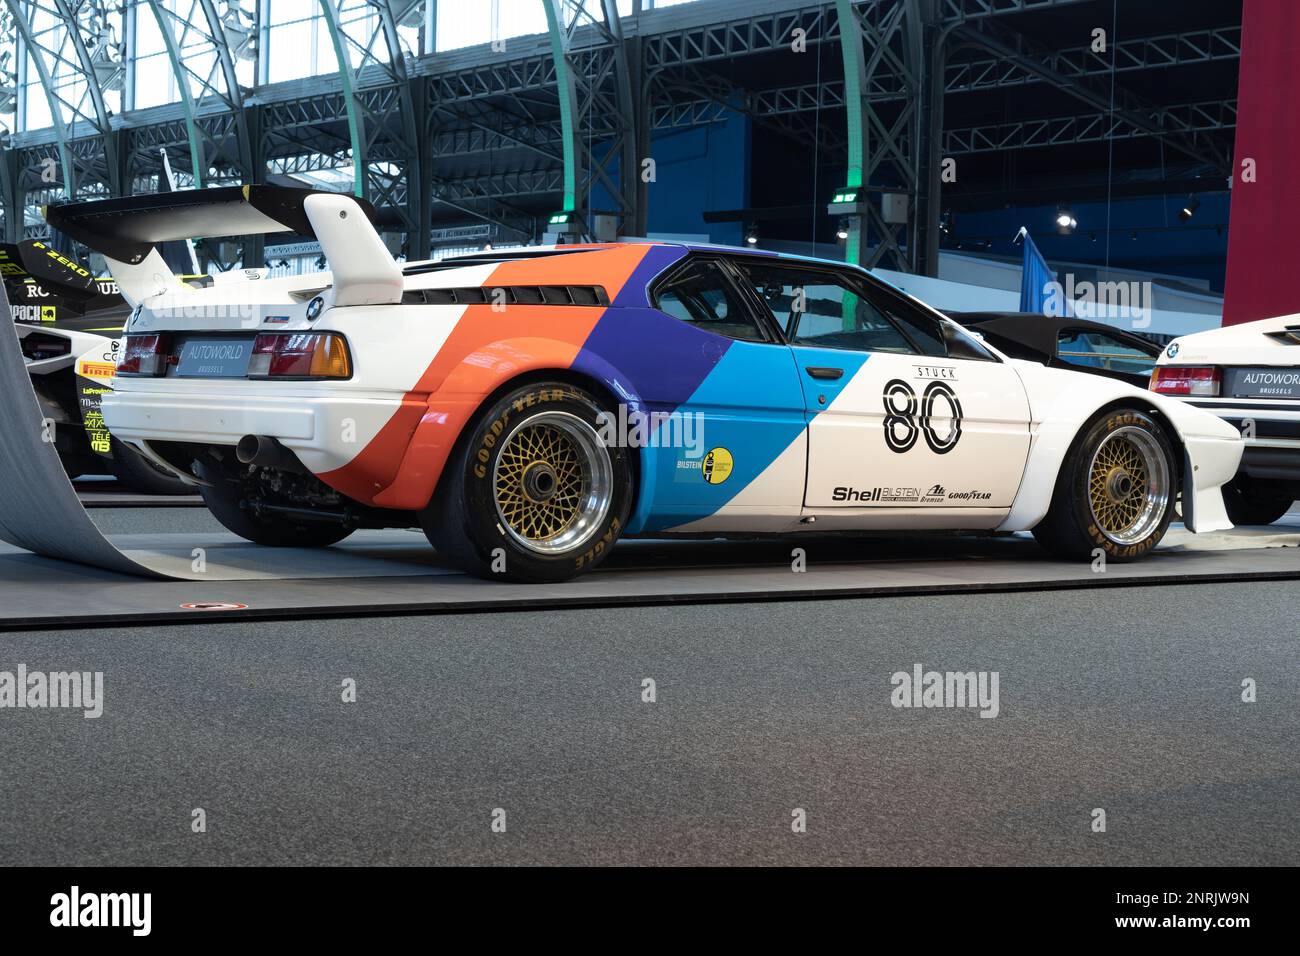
[[235, 435, 307, 474]]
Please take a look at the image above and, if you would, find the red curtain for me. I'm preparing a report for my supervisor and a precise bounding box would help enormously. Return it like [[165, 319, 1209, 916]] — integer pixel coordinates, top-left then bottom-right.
[[1222, 0, 1300, 325]]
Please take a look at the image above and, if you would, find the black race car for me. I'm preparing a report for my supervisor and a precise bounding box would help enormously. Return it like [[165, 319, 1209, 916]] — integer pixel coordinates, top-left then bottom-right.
[[4, 239, 190, 494], [947, 312, 1161, 389]]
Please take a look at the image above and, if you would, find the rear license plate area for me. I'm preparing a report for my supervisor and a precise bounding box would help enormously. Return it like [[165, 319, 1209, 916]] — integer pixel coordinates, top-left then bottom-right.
[[1224, 367, 1300, 399], [173, 336, 255, 378]]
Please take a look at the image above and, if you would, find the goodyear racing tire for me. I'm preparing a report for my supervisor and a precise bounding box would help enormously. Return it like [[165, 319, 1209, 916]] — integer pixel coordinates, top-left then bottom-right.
[[109, 438, 194, 496], [1032, 407, 1176, 562], [1221, 477, 1294, 526], [423, 381, 633, 582], [195, 460, 355, 548]]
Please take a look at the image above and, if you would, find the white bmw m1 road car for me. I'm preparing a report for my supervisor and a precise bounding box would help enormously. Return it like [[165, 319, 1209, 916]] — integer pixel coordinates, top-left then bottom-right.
[[1153, 314, 1300, 525], [46, 187, 1244, 581]]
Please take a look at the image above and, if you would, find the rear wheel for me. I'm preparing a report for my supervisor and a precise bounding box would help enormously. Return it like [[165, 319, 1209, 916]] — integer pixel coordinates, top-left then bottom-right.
[[195, 460, 354, 548], [423, 381, 632, 582], [1033, 407, 1176, 562], [1221, 477, 1294, 526]]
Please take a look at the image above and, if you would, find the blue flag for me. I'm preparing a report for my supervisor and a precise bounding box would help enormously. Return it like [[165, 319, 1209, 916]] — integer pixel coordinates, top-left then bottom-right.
[[1018, 229, 1057, 314]]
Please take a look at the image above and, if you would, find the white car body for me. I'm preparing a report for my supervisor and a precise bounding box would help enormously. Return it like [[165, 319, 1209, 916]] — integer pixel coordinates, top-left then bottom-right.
[[100, 260, 1243, 538], [1157, 314, 1300, 501], [43, 186, 1244, 576]]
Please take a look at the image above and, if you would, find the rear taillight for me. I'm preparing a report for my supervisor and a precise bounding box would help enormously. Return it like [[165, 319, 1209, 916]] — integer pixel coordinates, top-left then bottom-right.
[[20, 332, 71, 362], [1150, 365, 1221, 397], [117, 334, 167, 376], [248, 333, 351, 379]]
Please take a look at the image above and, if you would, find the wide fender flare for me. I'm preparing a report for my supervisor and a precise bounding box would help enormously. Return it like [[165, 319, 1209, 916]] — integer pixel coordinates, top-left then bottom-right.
[[999, 362, 1243, 533], [565, 350, 657, 533], [369, 337, 650, 513]]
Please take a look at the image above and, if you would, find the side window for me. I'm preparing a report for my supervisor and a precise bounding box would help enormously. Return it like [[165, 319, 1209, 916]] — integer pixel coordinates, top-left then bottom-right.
[[872, 284, 1001, 362], [879, 301, 947, 357], [736, 262, 916, 354], [940, 319, 1000, 362], [1058, 329, 1156, 375], [652, 259, 767, 343]]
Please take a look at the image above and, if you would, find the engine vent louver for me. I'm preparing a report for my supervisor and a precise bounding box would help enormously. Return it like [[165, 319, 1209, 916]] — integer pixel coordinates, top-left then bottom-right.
[[405, 285, 609, 307], [1264, 324, 1300, 345]]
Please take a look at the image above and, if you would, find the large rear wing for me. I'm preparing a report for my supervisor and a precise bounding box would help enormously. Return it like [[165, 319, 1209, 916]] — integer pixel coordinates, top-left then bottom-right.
[[43, 185, 403, 308]]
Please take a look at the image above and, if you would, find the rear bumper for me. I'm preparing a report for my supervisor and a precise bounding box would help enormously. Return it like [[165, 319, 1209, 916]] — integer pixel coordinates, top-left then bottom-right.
[[101, 384, 410, 478]]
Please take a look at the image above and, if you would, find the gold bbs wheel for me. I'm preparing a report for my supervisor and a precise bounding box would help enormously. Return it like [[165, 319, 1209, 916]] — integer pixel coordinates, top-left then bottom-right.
[[1086, 425, 1171, 546], [492, 411, 613, 555]]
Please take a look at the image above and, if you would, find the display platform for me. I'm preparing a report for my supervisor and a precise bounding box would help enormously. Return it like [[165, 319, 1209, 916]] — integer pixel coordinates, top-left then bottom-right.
[[1, 524, 1295, 631], [4, 282, 1297, 630]]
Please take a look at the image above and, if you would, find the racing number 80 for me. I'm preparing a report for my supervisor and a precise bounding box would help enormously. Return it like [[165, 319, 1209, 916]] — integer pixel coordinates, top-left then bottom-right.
[[883, 379, 963, 455]]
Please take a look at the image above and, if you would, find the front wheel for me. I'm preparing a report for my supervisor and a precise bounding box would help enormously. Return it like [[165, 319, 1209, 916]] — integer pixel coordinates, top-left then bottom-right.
[[1033, 407, 1176, 562], [423, 381, 633, 582]]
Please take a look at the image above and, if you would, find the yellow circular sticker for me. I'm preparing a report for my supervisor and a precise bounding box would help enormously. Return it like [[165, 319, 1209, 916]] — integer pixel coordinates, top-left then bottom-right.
[[702, 447, 734, 485]]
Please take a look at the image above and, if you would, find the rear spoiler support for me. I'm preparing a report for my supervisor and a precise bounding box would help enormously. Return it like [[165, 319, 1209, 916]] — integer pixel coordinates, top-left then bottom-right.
[[43, 185, 402, 308]]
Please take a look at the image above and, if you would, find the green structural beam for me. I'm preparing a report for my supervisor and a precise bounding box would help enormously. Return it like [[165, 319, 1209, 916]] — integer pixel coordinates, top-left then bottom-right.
[[141, 0, 205, 186], [835, 0, 866, 194], [542, 0, 580, 213], [3, 0, 76, 198], [316, 0, 365, 198]]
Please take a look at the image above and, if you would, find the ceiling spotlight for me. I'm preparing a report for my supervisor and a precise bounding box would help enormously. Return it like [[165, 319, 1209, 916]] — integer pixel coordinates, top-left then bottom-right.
[[836, 219, 850, 241], [1055, 209, 1077, 234], [1179, 195, 1201, 222], [745, 225, 759, 246]]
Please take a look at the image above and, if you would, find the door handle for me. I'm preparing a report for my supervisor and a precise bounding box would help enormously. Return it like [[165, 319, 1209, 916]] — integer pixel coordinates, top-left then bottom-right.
[[805, 366, 844, 380]]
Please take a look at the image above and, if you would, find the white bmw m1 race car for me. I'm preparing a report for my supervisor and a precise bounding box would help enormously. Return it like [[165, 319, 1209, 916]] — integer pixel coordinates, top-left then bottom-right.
[[45, 187, 1244, 582], [1153, 314, 1300, 525]]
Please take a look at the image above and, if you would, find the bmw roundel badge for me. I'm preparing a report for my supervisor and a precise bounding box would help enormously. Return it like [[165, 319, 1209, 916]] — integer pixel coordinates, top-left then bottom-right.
[[306, 295, 325, 320], [1166, 342, 1180, 359]]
